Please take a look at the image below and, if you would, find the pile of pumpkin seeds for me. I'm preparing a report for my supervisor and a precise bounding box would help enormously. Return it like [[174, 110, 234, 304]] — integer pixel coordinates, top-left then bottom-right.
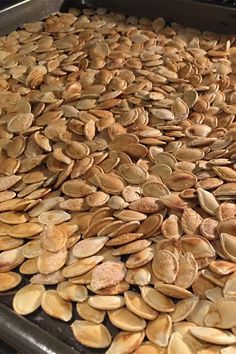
[[0, 5, 236, 353]]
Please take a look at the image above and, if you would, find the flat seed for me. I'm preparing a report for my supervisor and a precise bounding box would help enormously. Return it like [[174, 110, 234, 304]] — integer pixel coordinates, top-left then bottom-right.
[[106, 331, 145, 354], [119, 164, 148, 184], [62, 256, 103, 278], [170, 296, 199, 322], [19, 258, 38, 275], [108, 307, 146, 331], [126, 247, 154, 269], [91, 261, 127, 291], [0, 271, 21, 292], [197, 188, 219, 216], [0, 236, 23, 251], [205, 298, 236, 329], [95, 173, 125, 194], [114, 210, 147, 222], [88, 295, 124, 310], [37, 248, 67, 274], [23, 240, 43, 259], [112, 240, 151, 256], [9, 223, 43, 238], [40, 225, 67, 252], [162, 214, 182, 239], [62, 180, 96, 197], [124, 291, 158, 320], [181, 208, 203, 235], [125, 267, 151, 286], [167, 332, 193, 354], [133, 341, 166, 354], [38, 210, 71, 225], [41, 289, 72, 322], [155, 284, 194, 299], [152, 250, 179, 284], [0, 247, 24, 272], [129, 197, 164, 214], [72, 237, 108, 258], [71, 320, 111, 349], [13, 284, 45, 315], [57, 281, 88, 302], [190, 327, 236, 345], [146, 314, 172, 347], [7, 113, 34, 133], [76, 300, 105, 324], [175, 253, 198, 289], [140, 286, 175, 312]]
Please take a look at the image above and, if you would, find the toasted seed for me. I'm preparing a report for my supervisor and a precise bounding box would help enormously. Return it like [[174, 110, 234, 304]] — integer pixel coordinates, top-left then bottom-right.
[[218, 218, 236, 237], [167, 332, 193, 354], [13, 284, 45, 315], [62, 256, 103, 278], [187, 300, 213, 326], [37, 248, 67, 274], [40, 225, 67, 252], [0, 247, 25, 272], [62, 180, 96, 197], [205, 298, 236, 329], [86, 191, 109, 207], [71, 320, 111, 348], [106, 233, 143, 247], [89, 280, 129, 296], [181, 208, 203, 235], [190, 327, 236, 345], [126, 247, 154, 269], [124, 291, 158, 320], [0, 175, 22, 192], [72, 237, 108, 258], [152, 250, 179, 284], [161, 215, 182, 239], [119, 164, 148, 184], [23, 240, 43, 259], [108, 307, 146, 331], [170, 296, 199, 322], [138, 214, 163, 237], [112, 240, 151, 256], [220, 233, 236, 262], [20, 258, 38, 275], [0, 236, 23, 251], [140, 286, 175, 312], [41, 289, 72, 321], [125, 267, 151, 286], [155, 284, 193, 299], [76, 300, 105, 323], [106, 330, 145, 354], [95, 173, 125, 194], [38, 210, 71, 225], [9, 223, 43, 238], [129, 197, 163, 214], [57, 281, 88, 302], [114, 210, 147, 222], [133, 341, 166, 354], [91, 261, 127, 291], [197, 188, 219, 216], [180, 235, 215, 258], [0, 271, 21, 292], [159, 194, 188, 211], [175, 253, 198, 289], [146, 314, 172, 347], [88, 295, 124, 310]]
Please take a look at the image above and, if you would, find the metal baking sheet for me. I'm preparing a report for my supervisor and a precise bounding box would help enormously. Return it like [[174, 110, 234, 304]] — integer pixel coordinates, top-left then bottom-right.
[[0, 0, 235, 353]]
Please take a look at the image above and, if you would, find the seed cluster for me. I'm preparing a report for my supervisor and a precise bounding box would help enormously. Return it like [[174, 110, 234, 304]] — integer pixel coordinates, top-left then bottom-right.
[[0, 6, 236, 353]]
